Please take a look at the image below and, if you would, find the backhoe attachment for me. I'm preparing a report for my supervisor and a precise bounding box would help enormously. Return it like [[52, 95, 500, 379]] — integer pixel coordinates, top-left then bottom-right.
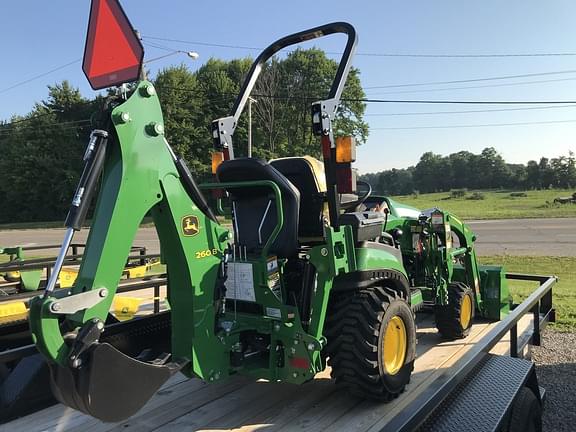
[[28, 1, 227, 421]]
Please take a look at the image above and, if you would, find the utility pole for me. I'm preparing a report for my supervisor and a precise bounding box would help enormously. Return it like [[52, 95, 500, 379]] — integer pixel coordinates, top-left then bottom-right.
[[248, 97, 257, 157]]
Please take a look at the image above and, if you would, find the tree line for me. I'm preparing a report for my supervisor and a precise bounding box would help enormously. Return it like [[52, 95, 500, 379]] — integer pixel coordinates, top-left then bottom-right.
[[0, 49, 367, 223], [361, 147, 576, 196]]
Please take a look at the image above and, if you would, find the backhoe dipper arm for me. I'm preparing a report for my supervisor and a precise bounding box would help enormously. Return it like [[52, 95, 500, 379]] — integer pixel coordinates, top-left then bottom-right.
[[212, 22, 357, 158]]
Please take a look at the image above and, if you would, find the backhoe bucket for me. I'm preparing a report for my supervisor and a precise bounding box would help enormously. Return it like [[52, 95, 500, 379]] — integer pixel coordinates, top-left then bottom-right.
[[50, 343, 186, 422]]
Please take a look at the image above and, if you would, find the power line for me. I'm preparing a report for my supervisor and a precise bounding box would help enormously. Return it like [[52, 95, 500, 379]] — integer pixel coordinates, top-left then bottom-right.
[[357, 98, 576, 105], [372, 118, 576, 130], [142, 41, 177, 53], [364, 69, 576, 89], [143, 35, 576, 59], [0, 119, 91, 135], [366, 76, 576, 96], [352, 52, 576, 58], [143, 35, 260, 51], [159, 85, 576, 104], [0, 59, 81, 95], [0, 111, 63, 127], [366, 104, 576, 116]]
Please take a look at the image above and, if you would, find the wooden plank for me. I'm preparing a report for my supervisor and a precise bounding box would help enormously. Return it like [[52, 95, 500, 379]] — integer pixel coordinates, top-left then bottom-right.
[[273, 385, 363, 431], [225, 373, 339, 432], [107, 378, 251, 432], [155, 379, 287, 431]]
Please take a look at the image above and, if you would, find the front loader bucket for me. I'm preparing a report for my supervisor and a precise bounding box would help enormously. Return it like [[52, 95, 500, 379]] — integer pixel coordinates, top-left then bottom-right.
[[50, 343, 186, 422]]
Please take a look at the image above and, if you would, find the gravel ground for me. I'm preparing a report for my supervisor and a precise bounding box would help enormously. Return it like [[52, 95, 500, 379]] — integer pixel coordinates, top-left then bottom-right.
[[532, 330, 576, 432]]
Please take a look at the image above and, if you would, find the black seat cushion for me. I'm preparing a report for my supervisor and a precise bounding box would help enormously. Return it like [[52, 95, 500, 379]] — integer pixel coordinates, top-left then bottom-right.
[[270, 158, 325, 238], [217, 158, 300, 258]]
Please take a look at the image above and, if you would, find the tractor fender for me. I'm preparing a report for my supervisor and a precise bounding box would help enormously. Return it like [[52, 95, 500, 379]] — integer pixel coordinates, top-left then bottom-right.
[[332, 241, 410, 298], [332, 268, 410, 300], [332, 241, 410, 299]]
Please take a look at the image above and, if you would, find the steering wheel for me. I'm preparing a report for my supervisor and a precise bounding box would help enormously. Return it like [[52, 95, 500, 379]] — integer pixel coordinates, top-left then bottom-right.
[[356, 180, 372, 205], [341, 180, 372, 212]]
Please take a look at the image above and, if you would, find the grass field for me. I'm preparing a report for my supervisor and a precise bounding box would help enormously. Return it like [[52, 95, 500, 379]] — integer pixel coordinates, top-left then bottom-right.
[[392, 189, 576, 220], [480, 255, 575, 331]]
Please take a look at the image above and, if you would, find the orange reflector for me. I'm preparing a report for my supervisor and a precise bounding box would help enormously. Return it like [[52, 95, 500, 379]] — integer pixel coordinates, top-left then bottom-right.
[[212, 151, 225, 174], [290, 357, 310, 369], [336, 136, 356, 163], [83, 0, 144, 90]]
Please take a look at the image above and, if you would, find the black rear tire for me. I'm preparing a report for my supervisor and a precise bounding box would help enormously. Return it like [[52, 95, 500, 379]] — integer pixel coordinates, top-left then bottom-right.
[[435, 282, 475, 340], [325, 286, 416, 401], [506, 387, 542, 432]]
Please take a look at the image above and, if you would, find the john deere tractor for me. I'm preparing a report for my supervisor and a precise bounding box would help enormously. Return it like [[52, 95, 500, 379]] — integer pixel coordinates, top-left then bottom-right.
[[28, 0, 509, 422]]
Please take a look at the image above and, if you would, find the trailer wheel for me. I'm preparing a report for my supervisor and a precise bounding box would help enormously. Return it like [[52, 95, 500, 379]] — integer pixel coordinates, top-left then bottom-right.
[[435, 282, 475, 340], [0, 363, 9, 385], [326, 286, 416, 401], [506, 387, 542, 432]]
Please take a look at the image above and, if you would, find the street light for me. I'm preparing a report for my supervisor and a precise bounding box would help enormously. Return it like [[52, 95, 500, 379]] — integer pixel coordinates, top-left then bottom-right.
[[145, 50, 200, 64], [138, 50, 200, 82]]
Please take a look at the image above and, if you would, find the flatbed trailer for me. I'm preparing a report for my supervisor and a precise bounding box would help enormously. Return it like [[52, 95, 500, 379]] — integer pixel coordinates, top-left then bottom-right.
[[1, 273, 555, 432]]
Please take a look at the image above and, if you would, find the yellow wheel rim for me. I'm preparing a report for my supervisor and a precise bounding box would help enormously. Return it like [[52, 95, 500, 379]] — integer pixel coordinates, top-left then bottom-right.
[[383, 316, 407, 375], [460, 294, 472, 329]]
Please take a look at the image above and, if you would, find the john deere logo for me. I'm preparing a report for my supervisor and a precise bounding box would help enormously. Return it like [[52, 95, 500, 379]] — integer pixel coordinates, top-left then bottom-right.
[[182, 215, 200, 236]]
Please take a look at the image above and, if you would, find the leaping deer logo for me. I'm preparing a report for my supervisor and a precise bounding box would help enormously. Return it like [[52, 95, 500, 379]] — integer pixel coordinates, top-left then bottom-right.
[[182, 215, 200, 236]]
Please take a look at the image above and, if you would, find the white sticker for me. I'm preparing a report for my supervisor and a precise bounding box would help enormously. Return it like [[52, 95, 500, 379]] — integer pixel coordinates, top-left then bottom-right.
[[431, 213, 443, 225], [266, 307, 282, 319], [225, 263, 256, 302], [267, 257, 278, 272]]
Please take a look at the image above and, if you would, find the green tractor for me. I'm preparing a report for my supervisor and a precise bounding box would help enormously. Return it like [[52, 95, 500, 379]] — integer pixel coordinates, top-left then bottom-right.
[[360, 195, 510, 337], [28, 0, 509, 422]]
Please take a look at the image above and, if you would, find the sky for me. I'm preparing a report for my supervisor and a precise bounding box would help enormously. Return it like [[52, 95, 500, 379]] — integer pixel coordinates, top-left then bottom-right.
[[1, 0, 576, 174]]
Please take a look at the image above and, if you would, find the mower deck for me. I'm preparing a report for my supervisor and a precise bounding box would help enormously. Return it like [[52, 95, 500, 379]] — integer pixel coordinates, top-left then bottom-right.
[[4, 314, 533, 432]]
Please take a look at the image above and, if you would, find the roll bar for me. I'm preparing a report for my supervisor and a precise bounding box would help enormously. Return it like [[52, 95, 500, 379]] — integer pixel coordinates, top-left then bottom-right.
[[211, 22, 358, 159]]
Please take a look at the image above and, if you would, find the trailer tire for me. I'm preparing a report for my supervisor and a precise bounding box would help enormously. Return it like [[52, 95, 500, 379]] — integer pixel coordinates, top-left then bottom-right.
[[0, 363, 9, 385], [506, 387, 542, 432], [326, 286, 416, 401], [435, 282, 474, 340]]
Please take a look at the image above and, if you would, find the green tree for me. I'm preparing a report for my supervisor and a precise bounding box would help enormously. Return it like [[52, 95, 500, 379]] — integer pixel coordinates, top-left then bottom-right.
[[0, 81, 93, 222], [254, 48, 368, 159], [477, 147, 510, 189], [449, 151, 474, 189], [413, 152, 444, 193], [154, 64, 207, 175]]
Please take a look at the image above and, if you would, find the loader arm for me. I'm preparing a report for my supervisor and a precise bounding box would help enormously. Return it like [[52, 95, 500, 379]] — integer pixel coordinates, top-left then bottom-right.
[[445, 212, 482, 300]]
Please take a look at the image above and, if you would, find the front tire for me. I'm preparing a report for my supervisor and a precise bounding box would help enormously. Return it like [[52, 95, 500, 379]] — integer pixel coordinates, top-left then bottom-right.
[[435, 282, 475, 340], [326, 286, 416, 401]]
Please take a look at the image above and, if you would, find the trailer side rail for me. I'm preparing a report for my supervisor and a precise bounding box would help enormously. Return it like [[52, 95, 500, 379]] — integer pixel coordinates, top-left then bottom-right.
[[385, 273, 556, 432]]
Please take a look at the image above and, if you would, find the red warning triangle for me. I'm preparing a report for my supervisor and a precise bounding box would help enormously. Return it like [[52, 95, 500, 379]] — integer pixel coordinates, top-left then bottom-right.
[[82, 0, 144, 90]]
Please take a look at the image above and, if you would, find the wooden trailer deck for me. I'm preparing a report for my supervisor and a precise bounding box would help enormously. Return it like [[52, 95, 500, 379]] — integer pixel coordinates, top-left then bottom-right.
[[1, 314, 531, 432]]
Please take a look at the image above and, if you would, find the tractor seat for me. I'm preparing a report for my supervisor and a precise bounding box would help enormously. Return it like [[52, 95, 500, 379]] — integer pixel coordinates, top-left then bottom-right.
[[217, 158, 300, 258], [270, 157, 327, 240]]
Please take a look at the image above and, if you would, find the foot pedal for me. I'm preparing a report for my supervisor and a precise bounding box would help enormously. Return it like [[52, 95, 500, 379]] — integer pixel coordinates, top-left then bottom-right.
[[411, 289, 423, 312], [50, 343, 188, 422]]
